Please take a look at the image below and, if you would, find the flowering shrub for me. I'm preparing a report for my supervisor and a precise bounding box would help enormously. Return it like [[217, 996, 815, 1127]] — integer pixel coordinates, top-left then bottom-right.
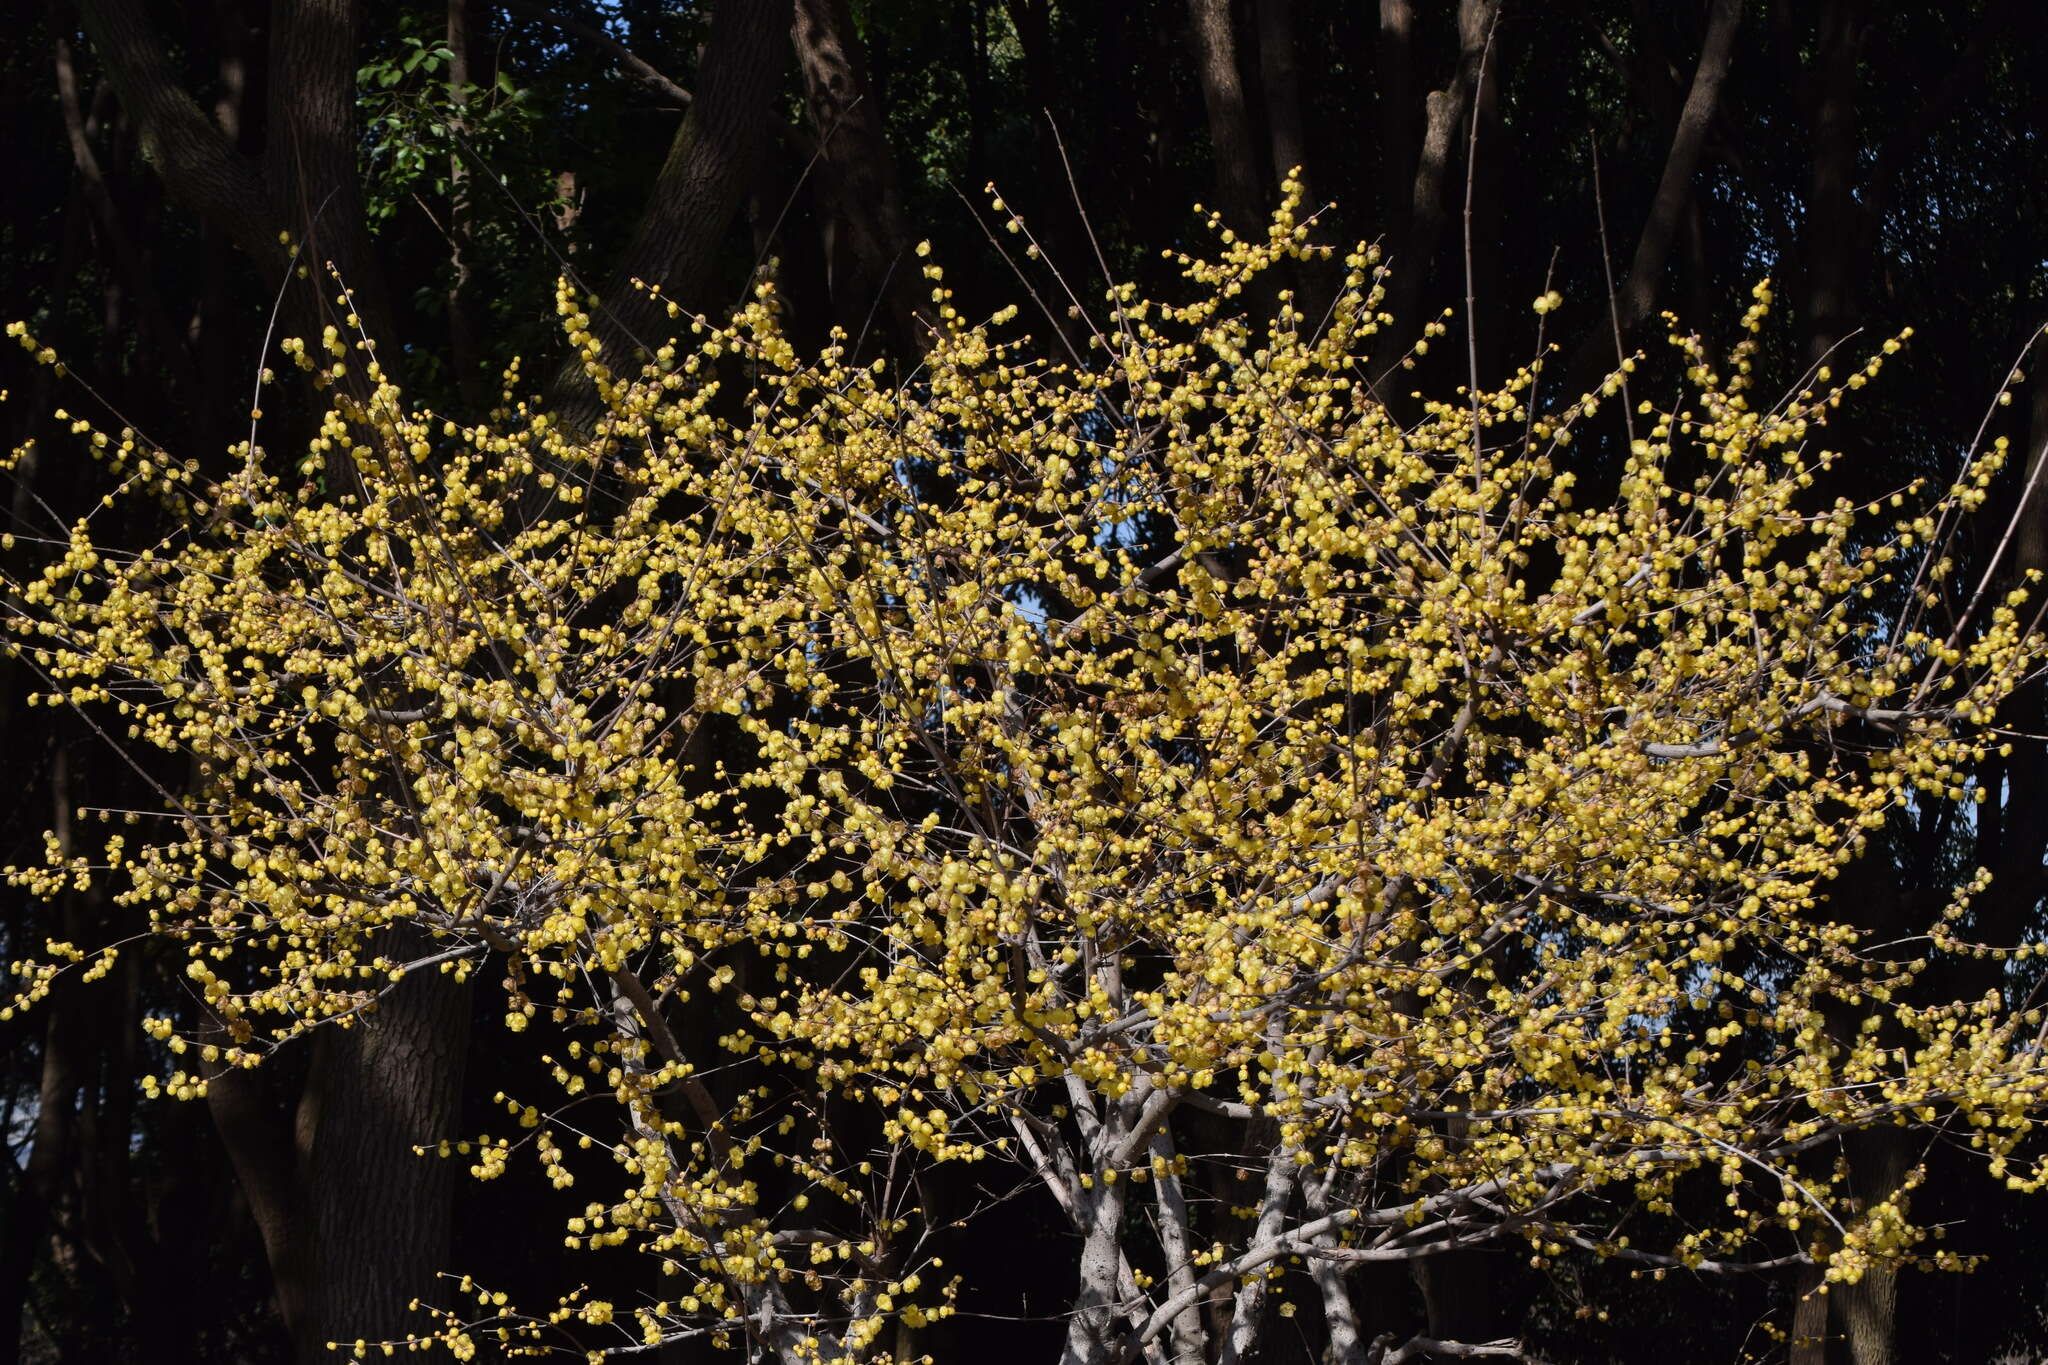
[[7, 191, 2045, 1363]]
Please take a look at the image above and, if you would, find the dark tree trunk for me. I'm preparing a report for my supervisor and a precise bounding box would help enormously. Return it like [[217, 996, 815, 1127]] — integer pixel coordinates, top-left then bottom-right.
[[75, 0, 277, 268], [1606, 0, 1739, 331], [1834, 1129, 1911, 1365], [1252, 0, 1334, 325], [73, 8, 473, 1356], [295, 928, 472, 1364], [1803, 0, 1864, 369], [1253, 0, 1305, 192], [528, 0, 796, 443], [1791, 13, 1902, 1361], [264, 0, 395, 356], [1186, 0, 1266, 237], [793, 0, 930, 355], [565, 0, 792, 415], [51, 10, 199, 417], [1563, 0, 1742, 395], [1373, 0, 1499, 374], [1791, 1259, 1832, 1365], [201, 1007, 316, 1354]]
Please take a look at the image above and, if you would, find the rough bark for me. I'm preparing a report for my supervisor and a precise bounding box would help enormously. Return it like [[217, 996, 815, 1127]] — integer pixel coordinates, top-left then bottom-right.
[[78, 0, 392, 400], [1784, 851, 1914, 1365], [1303, 1167, 1366, 1365], [201, 1007, 315, 1353], [295, 929, 472, 1363], [792, 0, 930, 355], [1186, 0, 1266, 237], [50, 12, 198, 410], [1803, 0, 1864, 369], [1147, 1129, 1209, 1365], [1564, 0, 1742, 394], [73, 10, 471, 1355], [74, 0, 276, 269], [1790, 1261, 1832, 1364], [1254, 0, 1305, 192], [195, 0, 255, 466], [587, 0, 793, 363], [1834, 1131, 1910, 1365], [265, 0, 395, 353], [1061, 1172, 1130, 1365], [1217, 1138, 1296, 1364], [1373, 0, 1499, 373], [1253, 0, 1333, 325]]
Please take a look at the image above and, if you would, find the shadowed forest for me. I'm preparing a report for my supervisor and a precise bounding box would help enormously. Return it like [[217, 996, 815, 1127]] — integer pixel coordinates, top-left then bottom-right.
[[4, 3, 2048, 1363]]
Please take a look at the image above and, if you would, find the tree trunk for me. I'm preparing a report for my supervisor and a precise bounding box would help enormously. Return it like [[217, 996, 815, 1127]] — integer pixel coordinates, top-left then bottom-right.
[[1611, 0, 1739, 329], [1253, 0, 1334, 325], [264, 0, 395, 358], [201, 1005, 316, 1354], [295, 928, 472, 1364], [581, 0, 793, 374], [1302, 1168, 1366, 1365], [77, 0, 395, 441], [1803, 0, 1864, 369], [1186, 0, 1266, 237], [75, 0, 277, 269], [74, 9, 473, 1355], [204, 945, 470, 1365], [1373, 0, 1499, 374], [1147, 1128, 1209, 1365], [1563, 0, 1742, 395], [1217, 1137, 1296, 1364], [1060, 1177, 1129, 1365], [1831, 1128, 1911, 1365], [792, 0, 930, 356], [1254, 0, 1305, 191], [1791, 1259, 1832, 1365], [193, 0, 254, 467], [51, 7, 200, 414]]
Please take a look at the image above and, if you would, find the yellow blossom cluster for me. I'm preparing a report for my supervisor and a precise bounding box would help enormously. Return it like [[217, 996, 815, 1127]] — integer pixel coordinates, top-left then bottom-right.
[[5, 186, 2046, 1362]]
